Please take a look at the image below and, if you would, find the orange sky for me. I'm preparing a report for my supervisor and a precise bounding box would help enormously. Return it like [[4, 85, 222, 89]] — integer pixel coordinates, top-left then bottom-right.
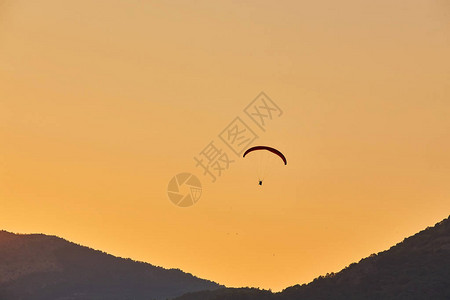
[[1, 0, 449, 291]]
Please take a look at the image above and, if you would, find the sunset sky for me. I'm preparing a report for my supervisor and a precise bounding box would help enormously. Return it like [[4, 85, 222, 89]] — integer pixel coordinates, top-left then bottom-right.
[[1, 0, 449, 291]]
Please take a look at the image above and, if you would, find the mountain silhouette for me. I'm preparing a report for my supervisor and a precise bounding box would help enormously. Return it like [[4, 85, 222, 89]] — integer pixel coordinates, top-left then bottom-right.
[[0, 231, 221, 300], [1, 216, 449, 300], [175, 215, 450, 300]]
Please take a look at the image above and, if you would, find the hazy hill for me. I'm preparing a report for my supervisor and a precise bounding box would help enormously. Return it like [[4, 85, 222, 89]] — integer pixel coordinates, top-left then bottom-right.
[[0, 231, 221, 300], [1, 216, 449, 300], [175, 216, 450, 300]]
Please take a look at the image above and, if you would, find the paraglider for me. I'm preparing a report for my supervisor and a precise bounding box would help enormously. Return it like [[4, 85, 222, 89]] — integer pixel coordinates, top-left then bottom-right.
[[243, 146, 287, 185]]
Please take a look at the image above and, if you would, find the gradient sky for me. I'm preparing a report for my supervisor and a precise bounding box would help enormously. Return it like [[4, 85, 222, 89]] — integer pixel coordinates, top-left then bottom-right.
[[1, 0, 449, 291]]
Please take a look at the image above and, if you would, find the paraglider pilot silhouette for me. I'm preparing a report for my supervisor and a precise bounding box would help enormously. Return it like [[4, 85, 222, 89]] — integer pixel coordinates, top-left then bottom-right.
[[243, 146, 287, 186]]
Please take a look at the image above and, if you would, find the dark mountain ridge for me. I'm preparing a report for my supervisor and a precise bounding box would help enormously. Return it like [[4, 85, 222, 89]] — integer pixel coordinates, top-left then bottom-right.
[[0, 231, 221, 300], [175, 215, 450, 300], [1, 216, 449, 300]]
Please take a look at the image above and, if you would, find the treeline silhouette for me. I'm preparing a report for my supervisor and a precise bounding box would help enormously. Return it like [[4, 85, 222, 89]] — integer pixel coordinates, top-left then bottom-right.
[[0, 231, 221, 300], [175, 216, 450, 300], [1, 216, 448, 300]]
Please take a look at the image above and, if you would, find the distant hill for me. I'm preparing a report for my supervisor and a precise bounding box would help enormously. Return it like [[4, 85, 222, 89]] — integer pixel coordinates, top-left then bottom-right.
[[2, 216, 449, 300], [175, 216, 450, 300], [0, 231, 221, 300]]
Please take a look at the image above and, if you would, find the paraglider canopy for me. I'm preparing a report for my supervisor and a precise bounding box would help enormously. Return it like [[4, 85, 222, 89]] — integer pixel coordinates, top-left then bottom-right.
[[242, 146, 287, 165], [243, 146, 287, 186]]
